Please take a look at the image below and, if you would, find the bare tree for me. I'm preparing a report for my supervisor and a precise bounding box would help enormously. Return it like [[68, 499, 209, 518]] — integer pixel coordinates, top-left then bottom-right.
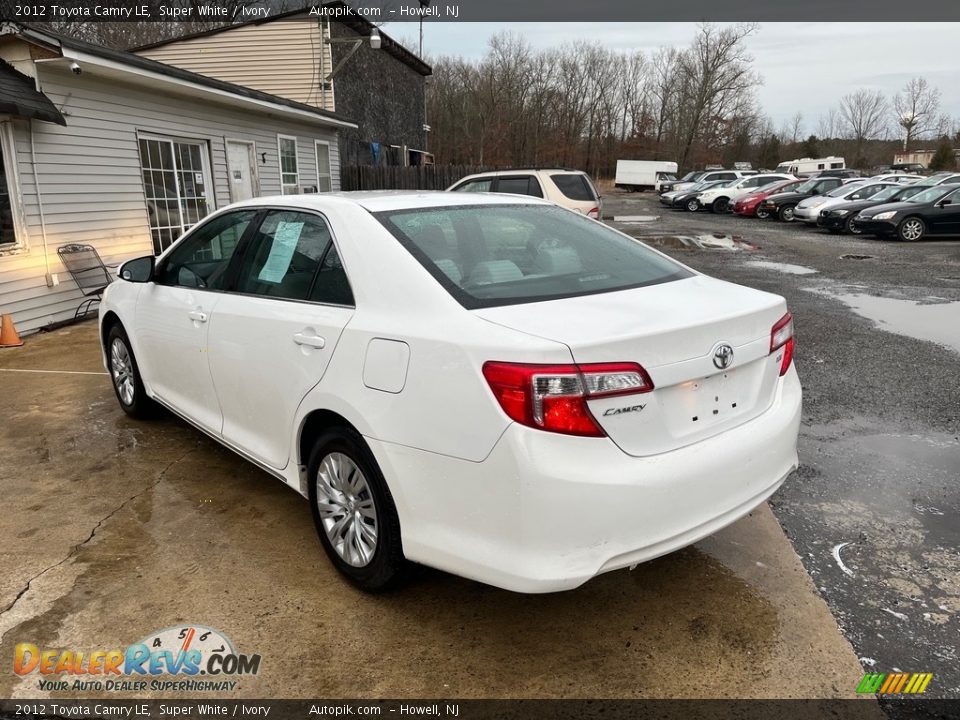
[[893, 77, 945, 150], [839, 89, 889, 162]]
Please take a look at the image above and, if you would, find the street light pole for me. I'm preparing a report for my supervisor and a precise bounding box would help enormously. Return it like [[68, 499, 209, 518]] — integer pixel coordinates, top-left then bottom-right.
[[419, 0, 431, 57]]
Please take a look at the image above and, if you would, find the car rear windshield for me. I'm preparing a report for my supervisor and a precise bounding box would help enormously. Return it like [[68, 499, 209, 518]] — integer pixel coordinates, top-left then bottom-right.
[[375, 204, 693, 309], [550, 173, 598, 201]]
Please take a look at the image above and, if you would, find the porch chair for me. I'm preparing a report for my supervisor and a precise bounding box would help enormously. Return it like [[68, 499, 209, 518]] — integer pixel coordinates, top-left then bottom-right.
[[57, 243, 117, 319]]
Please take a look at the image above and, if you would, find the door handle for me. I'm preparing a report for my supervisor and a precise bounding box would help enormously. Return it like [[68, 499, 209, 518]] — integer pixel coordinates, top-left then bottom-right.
[[188, 310, 208, 323], [293, 332, 326, 349]]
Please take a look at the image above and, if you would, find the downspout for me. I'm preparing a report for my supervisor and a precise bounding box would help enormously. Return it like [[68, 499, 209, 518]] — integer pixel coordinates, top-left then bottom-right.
[[30, 57, 74, 283]]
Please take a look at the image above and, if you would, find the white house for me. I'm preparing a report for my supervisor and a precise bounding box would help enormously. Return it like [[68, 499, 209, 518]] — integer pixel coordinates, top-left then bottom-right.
[[0, 22, 357, 334]]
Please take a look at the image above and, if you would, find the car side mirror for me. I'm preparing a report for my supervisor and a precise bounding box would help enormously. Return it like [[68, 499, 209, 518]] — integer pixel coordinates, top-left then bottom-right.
[[938, 198, 952, 207], [851, 194, 861, 200], [119, 256, 155, 283]]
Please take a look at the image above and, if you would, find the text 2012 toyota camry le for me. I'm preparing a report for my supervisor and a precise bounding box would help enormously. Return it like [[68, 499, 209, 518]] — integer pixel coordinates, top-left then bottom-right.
[[99, 192, 801, 593]]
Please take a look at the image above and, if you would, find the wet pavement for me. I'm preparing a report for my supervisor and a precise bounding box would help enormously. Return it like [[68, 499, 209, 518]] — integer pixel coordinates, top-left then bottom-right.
[[0, 324, 867, 699], [606, 191, 960, 697]]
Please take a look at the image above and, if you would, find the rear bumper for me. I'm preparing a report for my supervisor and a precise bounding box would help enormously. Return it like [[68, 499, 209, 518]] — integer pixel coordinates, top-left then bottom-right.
[[369, 366, 802, 593]]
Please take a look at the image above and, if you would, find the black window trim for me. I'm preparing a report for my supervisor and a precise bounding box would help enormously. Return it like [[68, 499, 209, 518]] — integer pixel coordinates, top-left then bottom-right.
[[154, 204, 356, 309], [372, 202, 692, 311]]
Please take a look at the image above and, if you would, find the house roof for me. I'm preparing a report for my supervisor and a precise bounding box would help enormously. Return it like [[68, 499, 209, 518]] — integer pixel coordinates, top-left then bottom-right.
[[3, 23, 358, 129], [0, 60, 66, 125], [131, 3, 432, 77]]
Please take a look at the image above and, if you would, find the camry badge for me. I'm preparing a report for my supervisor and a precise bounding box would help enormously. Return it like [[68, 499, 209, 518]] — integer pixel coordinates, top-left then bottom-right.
[[713, 343, 734, 370]]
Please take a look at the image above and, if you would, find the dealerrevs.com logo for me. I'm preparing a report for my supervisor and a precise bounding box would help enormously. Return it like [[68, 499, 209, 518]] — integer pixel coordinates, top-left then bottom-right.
[[14, 625, 261, 692]]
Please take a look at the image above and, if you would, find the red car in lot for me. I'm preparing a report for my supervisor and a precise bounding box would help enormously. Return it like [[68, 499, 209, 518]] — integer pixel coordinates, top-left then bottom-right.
[[733, 179, 804, 219]]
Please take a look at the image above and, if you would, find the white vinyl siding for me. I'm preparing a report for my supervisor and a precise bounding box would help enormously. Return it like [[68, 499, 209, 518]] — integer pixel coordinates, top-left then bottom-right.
[[0, 63, 341, 334], [278, 135, 299, 195], [135, 21, 336, 112]]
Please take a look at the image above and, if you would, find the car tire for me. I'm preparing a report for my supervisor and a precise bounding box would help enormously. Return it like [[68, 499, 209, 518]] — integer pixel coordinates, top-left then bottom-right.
[[106, 324, 160, 419], [778, 204, 796, 222], [897, 217, 926, 242], [713, 197, 730, 213], [756, 208, 770, 219], [686, 199, 700, 212], [308, 427, 408, 592], [845, 216, 862, 235]]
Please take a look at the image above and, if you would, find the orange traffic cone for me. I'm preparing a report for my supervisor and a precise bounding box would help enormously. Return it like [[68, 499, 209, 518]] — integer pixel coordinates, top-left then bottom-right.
[[0, 313, 24, 348]]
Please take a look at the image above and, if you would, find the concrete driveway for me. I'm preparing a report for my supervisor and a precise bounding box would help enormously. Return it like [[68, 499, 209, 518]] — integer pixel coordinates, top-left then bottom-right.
[[0, 322, 864, 699]]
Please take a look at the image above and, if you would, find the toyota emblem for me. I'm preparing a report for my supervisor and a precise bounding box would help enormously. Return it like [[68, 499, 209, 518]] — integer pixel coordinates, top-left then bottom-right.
[[713, 343, 734, 370]]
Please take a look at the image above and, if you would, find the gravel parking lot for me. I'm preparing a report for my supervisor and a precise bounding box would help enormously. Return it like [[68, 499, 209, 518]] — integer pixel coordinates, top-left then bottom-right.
[[605, 191, 960, 695], [0, 190, 956, 700]]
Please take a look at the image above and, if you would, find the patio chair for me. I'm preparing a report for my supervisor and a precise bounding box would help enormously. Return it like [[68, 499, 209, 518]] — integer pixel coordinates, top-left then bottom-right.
[[57, 243, 117, 319]]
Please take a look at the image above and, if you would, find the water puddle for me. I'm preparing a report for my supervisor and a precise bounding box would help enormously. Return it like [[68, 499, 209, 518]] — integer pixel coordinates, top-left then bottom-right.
[[641, 233, 759, 252], [811, 289, 960, 354], [744, 260, 818, 275]]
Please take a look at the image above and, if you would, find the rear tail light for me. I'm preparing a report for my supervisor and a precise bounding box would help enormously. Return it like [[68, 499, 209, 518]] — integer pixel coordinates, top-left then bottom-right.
[[770, 312, 794, 376], [587, 207, 600, 220], [482, 361, 653, 437]]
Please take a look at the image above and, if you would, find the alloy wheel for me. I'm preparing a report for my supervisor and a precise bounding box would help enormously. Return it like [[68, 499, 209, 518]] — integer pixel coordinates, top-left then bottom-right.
[[900, 219, 924, 241], [315, 452, 379, 567], [687, 199, 699, 212], [110, 338, 135, 406]]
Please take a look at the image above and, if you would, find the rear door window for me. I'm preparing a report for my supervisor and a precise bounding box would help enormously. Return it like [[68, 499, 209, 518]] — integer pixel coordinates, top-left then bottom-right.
[[496, 176, 540, 197], [549, 173, 597, 201]]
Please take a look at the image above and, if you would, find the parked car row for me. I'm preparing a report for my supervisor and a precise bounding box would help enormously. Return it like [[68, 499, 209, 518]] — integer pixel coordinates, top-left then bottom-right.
[[660, 169, 960, 241]]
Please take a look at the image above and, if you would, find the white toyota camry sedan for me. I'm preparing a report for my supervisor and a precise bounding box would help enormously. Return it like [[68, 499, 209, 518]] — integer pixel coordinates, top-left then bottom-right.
[[100, 192, 801, 593]]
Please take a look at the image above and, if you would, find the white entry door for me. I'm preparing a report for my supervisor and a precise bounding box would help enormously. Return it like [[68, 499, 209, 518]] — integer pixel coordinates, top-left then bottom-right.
[[226, 140, 257, 202]]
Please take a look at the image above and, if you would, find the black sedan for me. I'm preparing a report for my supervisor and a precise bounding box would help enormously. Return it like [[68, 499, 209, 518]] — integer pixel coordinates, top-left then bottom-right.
[[671, 180, 730, 211], [758, 176, 845, 221], [851, 184, 960, 241], [660, 179, 727, 210], [817, 184, 930, 235]]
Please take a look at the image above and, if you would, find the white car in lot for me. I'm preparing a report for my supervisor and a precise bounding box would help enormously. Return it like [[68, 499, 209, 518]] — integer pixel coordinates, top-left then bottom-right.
[[100, 192, 801, 593], [695, 173, 795, 213], [793, 181, 900, 225]]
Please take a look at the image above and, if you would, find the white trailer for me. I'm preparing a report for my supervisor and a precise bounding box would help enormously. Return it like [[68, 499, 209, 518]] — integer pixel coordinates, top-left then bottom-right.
[[776, 157, 846, 175], [615, 160, 679, 192]]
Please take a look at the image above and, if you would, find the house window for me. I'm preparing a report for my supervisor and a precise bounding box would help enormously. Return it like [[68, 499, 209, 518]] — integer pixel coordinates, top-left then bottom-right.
[[278, 135, 299, 194], [315, 141, 332, 193], [0, 122, 24, 251], [138, 136, 214, 254]]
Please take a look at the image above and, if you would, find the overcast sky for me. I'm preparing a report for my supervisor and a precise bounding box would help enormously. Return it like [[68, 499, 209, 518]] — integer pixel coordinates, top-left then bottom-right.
[[397, 22, 960, 133]]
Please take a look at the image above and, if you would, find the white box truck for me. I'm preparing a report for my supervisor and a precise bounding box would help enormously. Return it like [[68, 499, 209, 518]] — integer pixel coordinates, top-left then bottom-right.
[[615, 160, 679, 192]]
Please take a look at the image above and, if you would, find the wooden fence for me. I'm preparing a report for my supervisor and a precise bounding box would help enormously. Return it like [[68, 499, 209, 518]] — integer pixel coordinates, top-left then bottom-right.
[[340, 165, 493, 192]]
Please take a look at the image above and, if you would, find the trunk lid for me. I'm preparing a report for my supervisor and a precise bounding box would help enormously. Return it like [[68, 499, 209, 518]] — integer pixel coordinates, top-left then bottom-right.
[[474, 275, 787, 456]]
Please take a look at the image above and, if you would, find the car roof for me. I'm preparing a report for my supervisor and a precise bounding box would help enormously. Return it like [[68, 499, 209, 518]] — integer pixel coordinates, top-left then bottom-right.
[[226, 190, 550, 213]]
